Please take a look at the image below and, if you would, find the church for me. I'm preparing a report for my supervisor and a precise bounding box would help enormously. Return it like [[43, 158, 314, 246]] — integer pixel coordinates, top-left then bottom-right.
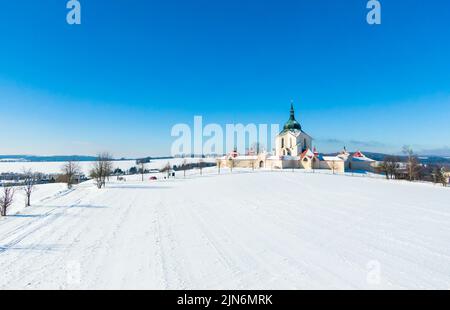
[[276, 103, 313, 157], [217, 104, 345, 173]]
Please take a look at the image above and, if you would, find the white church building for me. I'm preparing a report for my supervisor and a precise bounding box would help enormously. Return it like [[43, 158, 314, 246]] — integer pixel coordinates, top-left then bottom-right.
[[218, 104, 345, 173]]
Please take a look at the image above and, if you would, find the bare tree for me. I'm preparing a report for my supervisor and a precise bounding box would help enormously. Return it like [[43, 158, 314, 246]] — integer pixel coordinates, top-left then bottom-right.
[[433, 166, 448, 187], [22, 169, 36, 207], [380, 156, 400, 180], [402, 146, 421, 181], [90, 152, 113, 189], [198, 159, 205, 176], [62, 161, 81, 189], [90, 159, 103, 189], [160, 162, 172, 179], [443, 170, 449, 187], [181, 159, 188, 178], [90, 165, 103, 189], [103, 153, 113, 184], [140, 162, 146, 182], [0, 185, 15, 217]]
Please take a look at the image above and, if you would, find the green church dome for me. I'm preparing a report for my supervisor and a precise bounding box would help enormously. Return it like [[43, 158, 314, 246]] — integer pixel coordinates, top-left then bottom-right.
[[283, 103, 302, 132]]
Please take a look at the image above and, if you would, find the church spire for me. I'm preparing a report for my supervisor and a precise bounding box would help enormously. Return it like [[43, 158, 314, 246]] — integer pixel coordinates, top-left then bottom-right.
[[290, 101, 295, 119], [283, 101, 302, 132]]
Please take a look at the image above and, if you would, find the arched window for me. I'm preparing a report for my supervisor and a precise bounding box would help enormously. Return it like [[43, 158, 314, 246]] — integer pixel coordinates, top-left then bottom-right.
[[281, 138, 284, 148]]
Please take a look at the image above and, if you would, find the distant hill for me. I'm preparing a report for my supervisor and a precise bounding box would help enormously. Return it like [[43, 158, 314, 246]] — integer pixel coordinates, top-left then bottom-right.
[[416, 148, 450, 158], [363, 152, 450, 165], [0, 155, 101, 162], [325, 151, 450, 165], [0, 155, 174, 163]]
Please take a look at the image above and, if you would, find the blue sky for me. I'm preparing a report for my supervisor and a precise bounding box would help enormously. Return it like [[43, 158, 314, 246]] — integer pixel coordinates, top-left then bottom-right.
[[0, 0, 449, 157]]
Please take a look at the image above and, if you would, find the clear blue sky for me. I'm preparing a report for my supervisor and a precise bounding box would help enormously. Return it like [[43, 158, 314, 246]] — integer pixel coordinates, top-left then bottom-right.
[[0, 0, 449, 157]]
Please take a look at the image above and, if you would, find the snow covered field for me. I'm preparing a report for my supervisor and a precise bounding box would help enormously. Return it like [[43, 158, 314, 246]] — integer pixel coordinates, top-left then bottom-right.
[[0, 158, 211, 175], [0, 169, 449, 289], [0, 160, 132, 175]]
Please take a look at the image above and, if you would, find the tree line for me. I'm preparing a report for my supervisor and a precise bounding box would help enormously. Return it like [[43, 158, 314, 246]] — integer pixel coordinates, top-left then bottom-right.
[[0, 153, 114, 217], [379, 146, 448, 187]]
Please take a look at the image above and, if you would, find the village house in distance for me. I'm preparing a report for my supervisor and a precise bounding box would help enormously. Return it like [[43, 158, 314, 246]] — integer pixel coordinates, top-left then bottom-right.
[[218, 104, 379, 173]]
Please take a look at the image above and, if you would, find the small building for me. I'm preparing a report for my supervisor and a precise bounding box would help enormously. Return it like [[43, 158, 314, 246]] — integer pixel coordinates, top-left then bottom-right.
[[313, 154, 345, 173], [299, 149, 315, 169], [338, 150, 378, 172]]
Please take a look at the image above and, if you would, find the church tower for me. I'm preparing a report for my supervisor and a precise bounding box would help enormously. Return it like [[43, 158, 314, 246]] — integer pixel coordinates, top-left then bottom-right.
[[275, 103, 313, 157]]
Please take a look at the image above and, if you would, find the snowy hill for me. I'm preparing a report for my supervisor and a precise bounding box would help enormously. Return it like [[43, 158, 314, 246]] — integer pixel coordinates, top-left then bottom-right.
[[0, 169, 449, 289]]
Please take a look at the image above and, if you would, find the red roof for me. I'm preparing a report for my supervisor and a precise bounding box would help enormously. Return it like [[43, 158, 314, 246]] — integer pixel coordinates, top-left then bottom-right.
[[229, 151, 239, 158], [352, 151, 365, 158]]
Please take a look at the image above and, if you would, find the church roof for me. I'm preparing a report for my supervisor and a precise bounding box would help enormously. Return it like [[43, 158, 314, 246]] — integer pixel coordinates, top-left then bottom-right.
[[281, 103, 302, 133], [351, 151, 375, 162]]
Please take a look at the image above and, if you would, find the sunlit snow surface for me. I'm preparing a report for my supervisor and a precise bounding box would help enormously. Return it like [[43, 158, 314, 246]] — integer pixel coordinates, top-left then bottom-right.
[[0, 167, 449, 289]]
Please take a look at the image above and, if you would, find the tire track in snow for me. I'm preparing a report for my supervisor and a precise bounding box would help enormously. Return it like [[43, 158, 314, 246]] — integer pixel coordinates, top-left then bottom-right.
[[1, 201, 95, 289], [0, 183, 131, 289], [153, 200, 191, 289], [0, 199, 90, 288], [85, 192, 140, 288], [154, 202, 170, 289], [0, 198, 82, 254], [0, 186, 106, 288], [0, 189, 76, 243]]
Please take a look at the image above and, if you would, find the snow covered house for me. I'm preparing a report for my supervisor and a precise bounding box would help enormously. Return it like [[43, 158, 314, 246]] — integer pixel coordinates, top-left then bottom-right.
[[217, 104, 344, 173], [338, 150, 378, 172]]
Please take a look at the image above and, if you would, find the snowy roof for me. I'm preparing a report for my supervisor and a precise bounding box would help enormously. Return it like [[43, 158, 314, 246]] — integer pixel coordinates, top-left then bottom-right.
[[352, 157, 375, 162], [351, 151, 375, 162], [322, 156, 344, 162], [337, 154, 349, 161], [281, 155, 300, 161]]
